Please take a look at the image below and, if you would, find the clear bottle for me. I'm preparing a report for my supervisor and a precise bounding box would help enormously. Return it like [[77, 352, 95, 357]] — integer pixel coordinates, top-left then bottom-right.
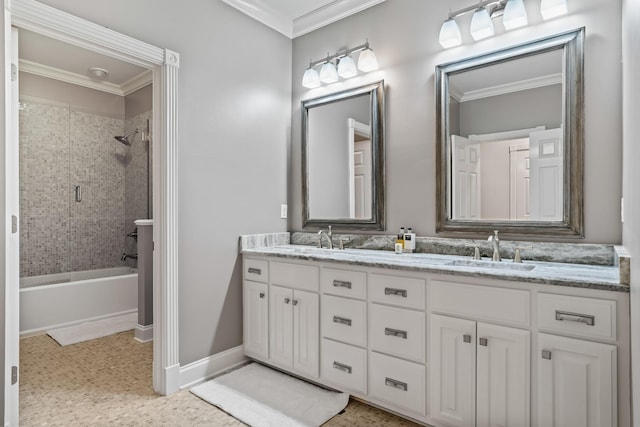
[[396, 227, 405, 249]]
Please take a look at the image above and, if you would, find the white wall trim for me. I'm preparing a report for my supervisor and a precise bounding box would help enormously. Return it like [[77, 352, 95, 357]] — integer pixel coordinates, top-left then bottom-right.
[[221, 0, 385, 39], [18, 59, 152, 96], [134, 323, 154, 343], [8, 0, 180, 399], [457, 73, 563, 102], [179, 345, 248, 390]]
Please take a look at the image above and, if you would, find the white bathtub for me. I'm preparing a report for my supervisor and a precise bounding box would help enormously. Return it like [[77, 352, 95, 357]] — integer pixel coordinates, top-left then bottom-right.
[[20, 267, 138, 336]]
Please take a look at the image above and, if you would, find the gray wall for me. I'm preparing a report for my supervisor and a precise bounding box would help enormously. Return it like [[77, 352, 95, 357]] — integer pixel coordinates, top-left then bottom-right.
[[291, 0, 623, 244], [37, 0, 291, 365], [125, 84, 152, 119], [308, 94, 369, 218], [458, 85, 562, 137], [621, 0, 640, 420]]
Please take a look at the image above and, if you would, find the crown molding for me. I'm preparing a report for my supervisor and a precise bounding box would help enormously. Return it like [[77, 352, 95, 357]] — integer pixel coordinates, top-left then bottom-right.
[[293, 0, 386, 38], [19, 59, 152, 96], [458, 73, 563, 102], [221, 0, 385, 39]]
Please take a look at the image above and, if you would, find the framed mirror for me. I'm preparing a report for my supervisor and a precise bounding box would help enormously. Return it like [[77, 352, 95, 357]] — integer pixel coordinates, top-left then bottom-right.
[[302, 81, 385, 230], [436, 28, 584, 237]]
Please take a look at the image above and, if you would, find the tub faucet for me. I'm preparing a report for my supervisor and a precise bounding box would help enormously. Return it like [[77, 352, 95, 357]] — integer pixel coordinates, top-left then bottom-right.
[[121, 252, 138, 261], [488, 230, 501, 261], [318, 226, 333, 249]]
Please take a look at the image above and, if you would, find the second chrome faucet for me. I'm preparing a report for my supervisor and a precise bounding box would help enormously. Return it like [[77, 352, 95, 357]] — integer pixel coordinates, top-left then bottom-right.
[[318, 225, 333, 249], [488, 230, 501, 261]]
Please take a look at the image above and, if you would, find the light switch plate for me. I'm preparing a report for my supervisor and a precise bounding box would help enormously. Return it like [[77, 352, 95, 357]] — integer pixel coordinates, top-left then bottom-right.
[[280, 204, 287, 219]]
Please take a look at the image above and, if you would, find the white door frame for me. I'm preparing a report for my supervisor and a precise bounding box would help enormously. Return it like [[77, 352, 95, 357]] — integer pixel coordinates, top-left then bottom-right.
[[3, 0, 181, 421]]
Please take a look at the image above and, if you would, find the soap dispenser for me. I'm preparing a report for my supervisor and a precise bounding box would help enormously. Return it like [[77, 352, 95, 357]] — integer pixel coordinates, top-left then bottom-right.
[[403, 227, 416, 253]]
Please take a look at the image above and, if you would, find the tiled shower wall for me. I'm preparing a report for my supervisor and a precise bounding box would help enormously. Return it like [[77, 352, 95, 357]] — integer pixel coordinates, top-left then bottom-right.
[[123, 110, 152, 266], [19, 98, 130, 277]]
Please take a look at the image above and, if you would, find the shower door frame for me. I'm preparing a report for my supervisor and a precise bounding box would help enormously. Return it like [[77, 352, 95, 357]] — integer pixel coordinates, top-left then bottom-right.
[[3, 0, 181, 421]]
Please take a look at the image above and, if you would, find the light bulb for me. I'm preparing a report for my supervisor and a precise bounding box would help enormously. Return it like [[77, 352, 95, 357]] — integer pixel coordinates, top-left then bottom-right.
[[439, 18, 462, 48], [357, 48, 378, 72], [503, 0, 528, 29], [302, 67, 320, 88], [319, 61, 338, 84], [470, 7, 494, 41], [541, 0, 568, 20], [337, 56, 357, 79]]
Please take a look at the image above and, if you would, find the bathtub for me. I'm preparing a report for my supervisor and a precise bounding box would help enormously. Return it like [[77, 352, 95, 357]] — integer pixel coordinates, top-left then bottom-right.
[[20, 267, 138, 336]]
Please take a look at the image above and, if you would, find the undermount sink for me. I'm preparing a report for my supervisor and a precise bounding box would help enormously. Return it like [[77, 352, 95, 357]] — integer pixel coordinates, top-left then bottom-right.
[[446, 259, 536, 271]]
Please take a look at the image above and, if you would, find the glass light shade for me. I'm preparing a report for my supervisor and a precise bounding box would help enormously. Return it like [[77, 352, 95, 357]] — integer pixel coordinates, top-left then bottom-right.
[[540, 0, 568, 19], [337, 56, 358, 78], [357, 48, 378, 72], [470, 7, 494, 41], [319, 62, 338, 83], [503, 0, 528, 30], [302, 67, 320, 88], [439, 18, 462, 48]]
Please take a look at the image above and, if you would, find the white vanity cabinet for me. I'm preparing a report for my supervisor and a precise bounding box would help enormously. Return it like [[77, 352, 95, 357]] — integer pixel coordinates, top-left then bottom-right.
[[242, 252, 631, 427], [536, 293, 619, 427], [429, 315, 530, 427]]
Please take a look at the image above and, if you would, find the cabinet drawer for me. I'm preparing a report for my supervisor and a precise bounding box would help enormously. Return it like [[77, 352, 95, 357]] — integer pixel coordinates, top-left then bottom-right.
[[369, 351, 426, 416], [431, 280, 530, 328], [271, 261, 319, 292], [322, 296, 367, 347], [369, 274, 425, 310], [321, 268, 366, 300], [370, 304, 425, 363], [243, 258, 268, 283], [538, 293, 616, 341], [321, 339, 367, 395]]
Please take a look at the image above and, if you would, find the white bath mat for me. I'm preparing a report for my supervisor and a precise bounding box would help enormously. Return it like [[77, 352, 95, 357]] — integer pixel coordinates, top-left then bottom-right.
[[191, 363, 349, 427], [47, 313, 137, 346]]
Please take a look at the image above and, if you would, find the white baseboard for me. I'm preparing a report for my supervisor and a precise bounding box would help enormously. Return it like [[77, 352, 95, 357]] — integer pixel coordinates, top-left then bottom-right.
[[134, 323, 153, 343], [20, 309, 138, 338], [180, 345, 248, 389]]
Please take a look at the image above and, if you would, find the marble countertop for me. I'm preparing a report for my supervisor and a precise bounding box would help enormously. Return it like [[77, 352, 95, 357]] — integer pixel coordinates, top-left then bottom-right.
[[242, 244, 628, 293]]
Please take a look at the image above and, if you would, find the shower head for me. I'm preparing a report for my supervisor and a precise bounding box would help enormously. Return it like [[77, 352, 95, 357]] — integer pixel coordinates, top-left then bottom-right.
[[114, 129, 139, 146]]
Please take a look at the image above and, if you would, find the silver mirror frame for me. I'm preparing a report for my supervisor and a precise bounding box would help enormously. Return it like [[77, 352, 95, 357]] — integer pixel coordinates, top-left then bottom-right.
[[436, 28, 585, 238], [302, 80, 385, 230]]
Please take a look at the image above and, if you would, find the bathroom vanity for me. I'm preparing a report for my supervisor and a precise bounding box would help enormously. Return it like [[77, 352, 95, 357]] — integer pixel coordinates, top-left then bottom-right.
[[241, 242, 630, 427]]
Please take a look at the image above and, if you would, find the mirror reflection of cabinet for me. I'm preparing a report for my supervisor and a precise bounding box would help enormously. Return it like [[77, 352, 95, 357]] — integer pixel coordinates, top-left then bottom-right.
[[436, 28, 584, 237], [302, 81, 385, 230]]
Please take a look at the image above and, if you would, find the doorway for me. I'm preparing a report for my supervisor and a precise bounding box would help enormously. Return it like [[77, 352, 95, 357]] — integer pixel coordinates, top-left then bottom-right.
[[3, 1, 180, 423]]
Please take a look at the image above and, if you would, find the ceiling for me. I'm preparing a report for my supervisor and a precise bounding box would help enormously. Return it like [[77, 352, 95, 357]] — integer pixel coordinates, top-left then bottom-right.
[[220, 0, 386, 38], [18, 28, 151, 96]]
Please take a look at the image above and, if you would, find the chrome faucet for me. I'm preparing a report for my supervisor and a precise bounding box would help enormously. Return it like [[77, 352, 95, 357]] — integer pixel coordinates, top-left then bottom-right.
[[318, 226, 333, 249], [488, 230, 501, 261], [121, 252, 138, 261]]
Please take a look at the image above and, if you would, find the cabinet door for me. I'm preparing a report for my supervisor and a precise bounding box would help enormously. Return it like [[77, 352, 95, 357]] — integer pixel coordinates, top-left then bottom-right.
[[430, 314, 476, 427], [269, 285, 293, 368], [293, 290, 320, 378], [477, 323, 530, 427], [537, 333, 617, 427], [243, 281, 268, 360]]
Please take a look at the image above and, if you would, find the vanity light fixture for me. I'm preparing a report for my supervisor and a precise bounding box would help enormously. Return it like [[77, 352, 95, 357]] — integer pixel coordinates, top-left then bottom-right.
[[439, 0, 565, 49], [301, 39, 378, 88]]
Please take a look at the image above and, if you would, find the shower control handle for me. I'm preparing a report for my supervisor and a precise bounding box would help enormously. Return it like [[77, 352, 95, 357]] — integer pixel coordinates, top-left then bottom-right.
[[75, 185, 82, 202]]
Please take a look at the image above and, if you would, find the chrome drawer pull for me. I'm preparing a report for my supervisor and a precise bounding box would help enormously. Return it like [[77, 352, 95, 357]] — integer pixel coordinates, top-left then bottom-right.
[[384, 287, 407, 297], [333, 361, 352, 374], [385, 327, 408, 339], [385, 377, 408, 391], [333, 316, 352, 326], [247, 267, 262, 275], [333, 280, 352, 289], [479, 337, 488, 346], [259, 292, 265, 299], [542, 350, 552, 360], [555, 310, 595, 326], [463, 334, 472, 343]]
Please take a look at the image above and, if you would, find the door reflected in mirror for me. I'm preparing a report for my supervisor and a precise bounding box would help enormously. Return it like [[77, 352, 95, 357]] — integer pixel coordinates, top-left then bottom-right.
[[302, 81, 385, 230], [436, 29, 584, 237]]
